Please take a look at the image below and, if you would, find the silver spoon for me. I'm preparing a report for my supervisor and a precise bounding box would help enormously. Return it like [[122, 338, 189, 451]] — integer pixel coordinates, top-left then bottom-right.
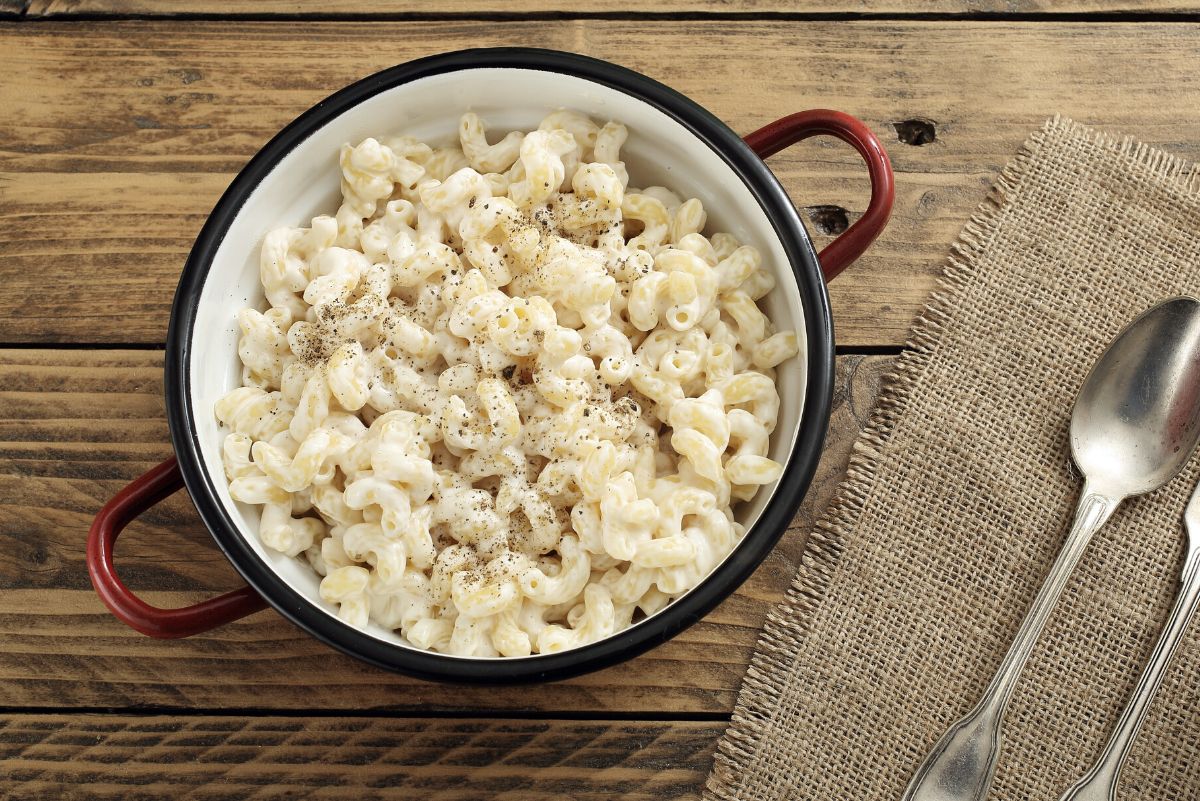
[[1059, 475, 1200, 801], [902, 296, 1200, 801]]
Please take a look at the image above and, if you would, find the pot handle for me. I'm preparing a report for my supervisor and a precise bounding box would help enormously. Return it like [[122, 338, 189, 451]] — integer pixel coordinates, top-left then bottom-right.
[[87, 457, 268, 638], [744, 109, 894, 281]]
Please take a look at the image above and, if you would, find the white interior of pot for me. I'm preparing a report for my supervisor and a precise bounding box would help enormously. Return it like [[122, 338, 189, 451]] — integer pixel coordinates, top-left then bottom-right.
[[188, 66, 810, 657]]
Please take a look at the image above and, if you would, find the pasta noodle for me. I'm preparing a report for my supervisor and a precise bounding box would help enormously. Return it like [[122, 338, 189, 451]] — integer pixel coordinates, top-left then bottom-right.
[[217, 110, 800, 657]]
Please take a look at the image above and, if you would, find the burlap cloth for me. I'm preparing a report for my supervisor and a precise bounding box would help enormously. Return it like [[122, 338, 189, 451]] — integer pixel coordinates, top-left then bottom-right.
[[705, 117, 1200, 801]]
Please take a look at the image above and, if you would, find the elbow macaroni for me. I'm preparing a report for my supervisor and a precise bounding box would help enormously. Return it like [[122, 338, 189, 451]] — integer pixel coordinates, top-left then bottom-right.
[[217, 111, 801, 657]]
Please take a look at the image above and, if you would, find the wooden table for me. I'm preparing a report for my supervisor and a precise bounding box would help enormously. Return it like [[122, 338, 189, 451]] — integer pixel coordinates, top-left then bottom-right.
[[2, 2, 1199, 797]]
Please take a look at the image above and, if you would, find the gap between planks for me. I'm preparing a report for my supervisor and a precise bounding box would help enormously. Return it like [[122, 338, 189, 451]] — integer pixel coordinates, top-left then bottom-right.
[[6, 0, 1200, 21], [0, 706, 731, 722]]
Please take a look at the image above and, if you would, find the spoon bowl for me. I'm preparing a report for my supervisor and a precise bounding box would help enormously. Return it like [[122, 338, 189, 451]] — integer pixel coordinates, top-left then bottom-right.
[[1072, 296, 1200, 499]]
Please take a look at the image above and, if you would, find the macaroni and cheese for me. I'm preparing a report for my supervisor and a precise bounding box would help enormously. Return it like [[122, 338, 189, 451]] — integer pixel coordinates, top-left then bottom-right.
[[216, 111, 799, 657]]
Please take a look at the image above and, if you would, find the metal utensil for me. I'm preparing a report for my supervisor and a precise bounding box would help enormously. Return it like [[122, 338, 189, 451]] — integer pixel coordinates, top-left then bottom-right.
[[1059, 479, 1200, 801], [902, 296, 1200, 801]]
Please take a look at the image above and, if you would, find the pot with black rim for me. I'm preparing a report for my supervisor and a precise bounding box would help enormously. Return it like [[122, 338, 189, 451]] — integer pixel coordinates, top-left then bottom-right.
[[87, 48, 894, 683]]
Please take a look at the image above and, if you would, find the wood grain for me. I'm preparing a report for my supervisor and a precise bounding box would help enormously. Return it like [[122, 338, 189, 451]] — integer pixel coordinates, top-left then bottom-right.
[[3, 21, 1200, 346], [2, 11, 1194, 796], [17, 0, 1200, 17], [0, 349, 888, 712], [0, 714, 720, 800]]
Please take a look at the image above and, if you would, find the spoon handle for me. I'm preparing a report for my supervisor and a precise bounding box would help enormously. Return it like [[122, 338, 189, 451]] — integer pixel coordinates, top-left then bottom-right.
[[1058, 548, 1200, 801], [902, 486, 1119, 801]]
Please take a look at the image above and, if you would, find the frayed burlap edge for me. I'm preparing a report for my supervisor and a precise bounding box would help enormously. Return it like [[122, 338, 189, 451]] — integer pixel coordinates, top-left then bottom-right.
[[704, 115, 1200, 799]]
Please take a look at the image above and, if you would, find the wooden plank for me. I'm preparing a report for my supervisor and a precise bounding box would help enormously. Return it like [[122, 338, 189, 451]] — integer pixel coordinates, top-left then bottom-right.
[[3, 22, 1200, 347], [19, 0, 1200, 16], [0, 349, 888, 712], [0, 714, 720, 800]]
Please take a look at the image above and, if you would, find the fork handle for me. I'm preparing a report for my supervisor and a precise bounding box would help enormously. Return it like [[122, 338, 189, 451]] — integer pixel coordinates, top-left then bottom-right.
[[1059, 548, 1200, 801], [903, 486, 1119, 801]]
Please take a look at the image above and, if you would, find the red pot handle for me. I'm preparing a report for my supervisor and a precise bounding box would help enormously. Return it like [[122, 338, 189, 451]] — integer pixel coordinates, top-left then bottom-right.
[[87, 457, 268, 638], [744, 109, 894, 281]]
